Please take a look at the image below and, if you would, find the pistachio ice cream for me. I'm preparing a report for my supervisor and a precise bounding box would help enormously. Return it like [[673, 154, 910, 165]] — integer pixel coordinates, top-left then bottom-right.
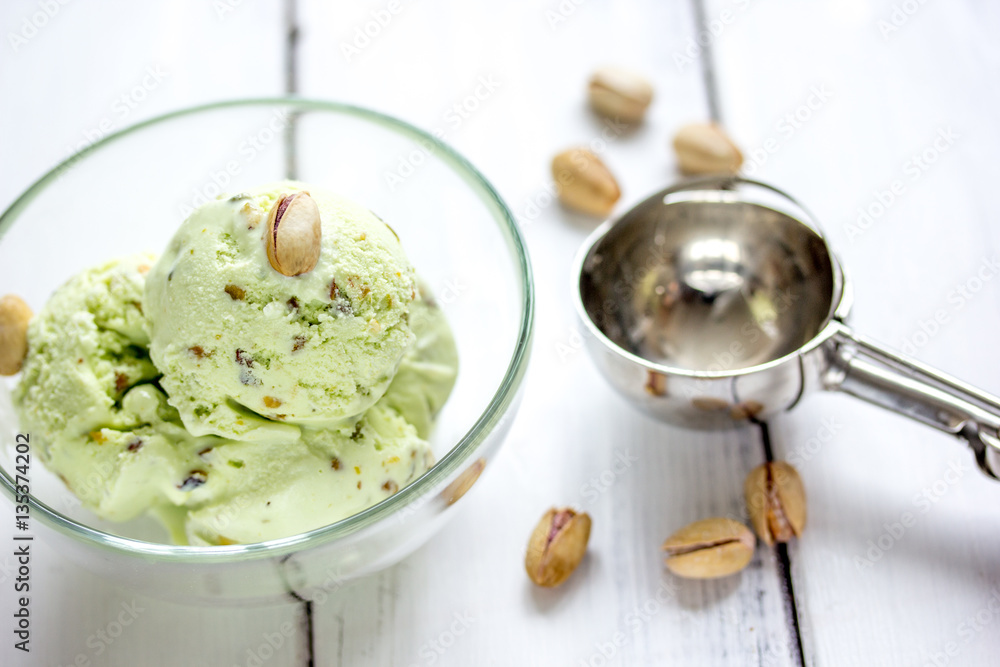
[[145, 181, 417, 441], [13, 182, 458, 545], [14, 254, 160, 457]]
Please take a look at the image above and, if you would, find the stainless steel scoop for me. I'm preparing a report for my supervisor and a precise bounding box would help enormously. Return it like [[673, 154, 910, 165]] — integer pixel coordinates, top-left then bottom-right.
[[574, 176, 1000, 480]]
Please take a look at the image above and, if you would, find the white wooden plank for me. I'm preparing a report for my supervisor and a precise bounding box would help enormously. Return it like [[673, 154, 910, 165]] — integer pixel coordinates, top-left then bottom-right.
[[299, 0, 798, 664], [0, 0, 287, 210], [19, 563, 310, 667], [0, 2, 298, 666], [15, 0, 999, 664], [707, 0, 1000, 664]]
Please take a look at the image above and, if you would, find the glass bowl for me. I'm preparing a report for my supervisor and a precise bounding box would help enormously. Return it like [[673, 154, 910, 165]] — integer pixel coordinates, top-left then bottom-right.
[[0, 99, 533, 604]]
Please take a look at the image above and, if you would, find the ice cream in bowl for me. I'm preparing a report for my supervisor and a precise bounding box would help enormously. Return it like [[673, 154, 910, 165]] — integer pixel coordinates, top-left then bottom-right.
[[0, 100, 533, 603]]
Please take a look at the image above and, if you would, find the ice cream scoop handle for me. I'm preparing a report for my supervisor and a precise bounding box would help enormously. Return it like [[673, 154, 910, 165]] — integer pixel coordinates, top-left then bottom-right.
[[824, 322, 1000, 480]]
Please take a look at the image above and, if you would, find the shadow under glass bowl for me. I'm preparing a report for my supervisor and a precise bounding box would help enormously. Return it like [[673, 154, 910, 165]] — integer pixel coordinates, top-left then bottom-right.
[[0, 98, 534, 605]]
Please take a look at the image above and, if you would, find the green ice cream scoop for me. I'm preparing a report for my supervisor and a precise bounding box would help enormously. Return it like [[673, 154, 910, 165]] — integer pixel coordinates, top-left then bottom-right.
[[12, 255, 211, 520], [182, 403, 435, 545], [145, 181, 417, 441], [382, 284, 459, 439], [14, 254, 159, 458], [16, 252, 458, 544]]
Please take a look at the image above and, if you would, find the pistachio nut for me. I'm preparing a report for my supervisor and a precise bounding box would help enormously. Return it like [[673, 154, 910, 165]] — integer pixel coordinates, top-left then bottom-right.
[[672, 123, 743, 174], [525, 507, 592, 587], [552, 148, 621, 217], [588, 66, 654, 123], [730, 400, 764, 421], [645, 370, 667, 396], [691, 397, 730, 412], [266, 192, 322, 276], [0, 295, 32, 376], [441, 458, 486, 505], [663, 517, 755, 579], [744, 461, 806, 546]]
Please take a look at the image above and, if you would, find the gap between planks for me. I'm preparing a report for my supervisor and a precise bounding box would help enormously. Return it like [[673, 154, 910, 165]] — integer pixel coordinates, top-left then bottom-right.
[[282, 0, 312, 664], [688, 0, 808, 660], [757, 420, 807, 667]]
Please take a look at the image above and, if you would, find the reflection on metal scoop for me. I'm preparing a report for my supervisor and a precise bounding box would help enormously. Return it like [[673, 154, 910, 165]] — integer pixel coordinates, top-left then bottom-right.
[[574, 176, 1000, 480]]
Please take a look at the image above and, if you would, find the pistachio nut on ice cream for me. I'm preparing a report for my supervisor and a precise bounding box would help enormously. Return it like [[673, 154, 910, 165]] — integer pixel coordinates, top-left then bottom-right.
[[145, 182, 418, 441], [12, 182, 458, 545]]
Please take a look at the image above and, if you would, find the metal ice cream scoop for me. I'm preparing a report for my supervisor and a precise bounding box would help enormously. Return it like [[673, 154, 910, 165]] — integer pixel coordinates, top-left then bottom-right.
[[574, 176, 1000, 480]]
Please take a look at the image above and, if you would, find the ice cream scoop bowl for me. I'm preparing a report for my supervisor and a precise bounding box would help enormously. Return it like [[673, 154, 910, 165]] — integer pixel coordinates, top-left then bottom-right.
[[575, 176, 1000, 480], [0, 99, 533, 604]]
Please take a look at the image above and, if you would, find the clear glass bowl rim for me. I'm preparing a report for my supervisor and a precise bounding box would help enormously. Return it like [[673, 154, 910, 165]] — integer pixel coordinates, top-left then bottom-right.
[[0, 97, 534, 563]]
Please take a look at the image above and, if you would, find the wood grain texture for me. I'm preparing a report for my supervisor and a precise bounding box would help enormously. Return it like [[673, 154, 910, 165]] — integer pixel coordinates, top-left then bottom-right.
[[298, 0, 797, 664], [3, 0, 997, 665], [0, 2, 303, 666], [705, 0, 1000, 664]]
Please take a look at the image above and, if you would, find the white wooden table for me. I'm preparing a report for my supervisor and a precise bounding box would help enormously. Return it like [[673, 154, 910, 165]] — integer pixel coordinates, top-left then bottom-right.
[[2, 1, 999, 665]]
